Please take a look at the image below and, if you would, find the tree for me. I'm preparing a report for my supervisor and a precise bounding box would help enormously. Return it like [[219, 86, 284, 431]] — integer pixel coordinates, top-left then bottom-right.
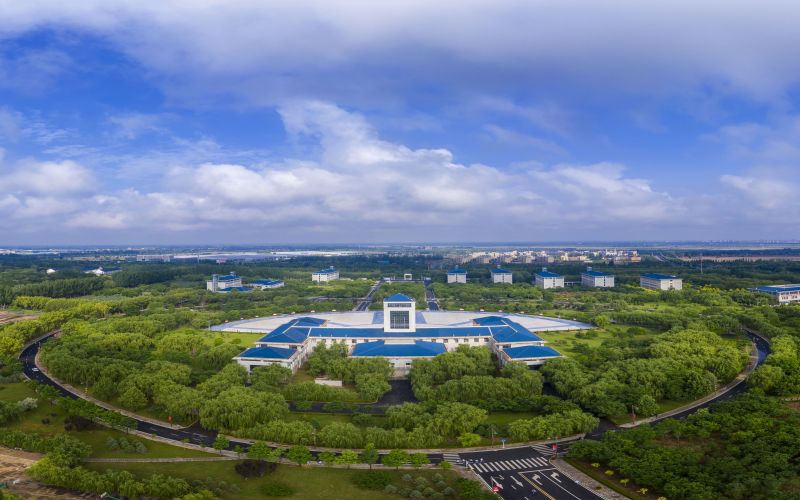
[[48, 435, 91, 467], [247, 441, 272, 461], [318, 451, 337, 465], [335, 449, 360, 468], [409, 453, 430, 468], [360, 443, 379, 469], [118, 386, 148, 410], [200, 386, 288, 431], [286, 445, 313, 466], [458, 432, 482, 447], [382, 449, 410, 469], [251, 364, 292, 391], [212, 434, 229, 453]]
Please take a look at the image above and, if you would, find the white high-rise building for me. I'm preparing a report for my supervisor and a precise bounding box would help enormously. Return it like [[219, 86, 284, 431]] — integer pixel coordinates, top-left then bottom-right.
[[312, 267, 339, 282], [581, 268, 615, 288], [640, 273, 682, 290], [447, 267, 467, 283], [535, 268, 564, 289], [491, 266, 513, 284]]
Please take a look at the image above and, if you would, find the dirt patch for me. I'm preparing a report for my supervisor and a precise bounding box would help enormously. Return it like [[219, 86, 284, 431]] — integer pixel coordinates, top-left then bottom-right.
[[0, 448, 84, 499], [0, 312, 39, 326]]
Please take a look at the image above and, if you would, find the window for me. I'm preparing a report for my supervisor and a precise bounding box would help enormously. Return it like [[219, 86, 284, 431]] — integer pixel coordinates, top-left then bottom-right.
[[390, 310, 410, 329]]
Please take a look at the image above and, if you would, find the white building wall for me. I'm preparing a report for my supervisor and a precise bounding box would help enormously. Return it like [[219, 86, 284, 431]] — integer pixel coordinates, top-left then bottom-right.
[[492, 273, 513, 284], [581, 274, 615, 288], [640, 277, 682, 290], [312, 271, 339, 282], [447, 273, 467, 283], [535, 276, 564, 289]]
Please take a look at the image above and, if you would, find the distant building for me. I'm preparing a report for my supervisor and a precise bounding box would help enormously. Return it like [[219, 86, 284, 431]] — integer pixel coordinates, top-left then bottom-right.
[[403, 273, 413, 281], [45, 268, 57, 275], [207, 272, 243, 292], [447, 267, 467, 283], [312, 267, 339, 282], [535, 268, 564, 289], [640, 273, 682, 291], [84, 266, 121, 276], [249, 279, 285, 290], [491, 266, 513, 284], [581, 268, 615, 288], [752, 284, 800, 304]]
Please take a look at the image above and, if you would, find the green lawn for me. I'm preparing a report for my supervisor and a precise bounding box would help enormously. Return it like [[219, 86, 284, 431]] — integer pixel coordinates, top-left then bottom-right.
[[86, 461, 460, 500], [0, 381, 213, 459]]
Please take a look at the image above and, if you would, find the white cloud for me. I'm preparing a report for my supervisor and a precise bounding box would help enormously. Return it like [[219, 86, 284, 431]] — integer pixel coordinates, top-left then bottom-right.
[[3, 1, 800, 106], [0, 101, 797, 242]]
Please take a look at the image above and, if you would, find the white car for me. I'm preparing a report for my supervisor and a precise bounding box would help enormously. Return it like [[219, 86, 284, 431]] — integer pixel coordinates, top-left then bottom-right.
[[32, 367, 40, 372]]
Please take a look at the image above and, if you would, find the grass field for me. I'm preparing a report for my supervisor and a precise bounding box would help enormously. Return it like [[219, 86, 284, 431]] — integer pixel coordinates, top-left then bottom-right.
[[86, 461, 460, 499], [0, 381, 213, 459]]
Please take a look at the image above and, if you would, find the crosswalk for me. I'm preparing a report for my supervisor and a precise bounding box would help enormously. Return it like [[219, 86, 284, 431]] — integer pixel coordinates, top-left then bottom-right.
[[530, 443, 557, 455], [468, 456, 551, 473], [441, 452, 461, 464]]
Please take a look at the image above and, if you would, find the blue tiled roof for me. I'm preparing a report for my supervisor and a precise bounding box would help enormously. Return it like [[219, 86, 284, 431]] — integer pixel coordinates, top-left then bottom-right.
[[582, 270, 611, 277], [536, 271, 561, 278], [316, 267, 337, 274], [252, 279, 284, 286], [385, 293, 415, 302], [351, 340, 446, 357], [503, 345, 561, 359], [217, 274, 239, 281], [237, 346, 297, 360], [256, 315, 544, 345], [753, 285, 800, 293], [448, 268, 467, 274], [220, 286, 252, 293], [492, 268, 512, 274], [641, 273, 679, 280], [474, 316, 543, 342]]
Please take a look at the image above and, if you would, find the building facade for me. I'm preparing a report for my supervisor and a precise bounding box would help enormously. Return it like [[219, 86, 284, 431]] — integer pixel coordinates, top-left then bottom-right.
[[491, 267, 513, 284], [535, 269, 564, 289], [581, 268, 615, 288], [228, 294, 587, 377], [312, 267, 340, 282], [447, 267, 467, 283], [640, 273, 682, 290], [206, 272, 244, 292], [752, 284, 800, 304]]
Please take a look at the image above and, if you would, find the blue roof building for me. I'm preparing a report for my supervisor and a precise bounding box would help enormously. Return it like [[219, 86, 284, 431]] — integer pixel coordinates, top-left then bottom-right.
[[581, 267, 615, 288], [491, 266, 513, 284], [534, 268, 564, 289], [447, 267, 467, 283], [640, 273, 682, 291], [751, 284, 800, 304], [312, 267, 339, 282]]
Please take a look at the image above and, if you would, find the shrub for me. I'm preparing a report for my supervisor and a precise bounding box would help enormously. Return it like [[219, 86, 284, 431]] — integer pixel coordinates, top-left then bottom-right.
[[261, 481, 295, 497], [351, 471, 393, 490], [384, 484, 398, 494], [234, 459, 276, 478], [63, 415, 95, 432]]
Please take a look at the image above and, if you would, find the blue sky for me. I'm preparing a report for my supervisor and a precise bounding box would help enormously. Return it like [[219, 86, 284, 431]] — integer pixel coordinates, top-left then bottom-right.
[[1, 1, 799, 245]]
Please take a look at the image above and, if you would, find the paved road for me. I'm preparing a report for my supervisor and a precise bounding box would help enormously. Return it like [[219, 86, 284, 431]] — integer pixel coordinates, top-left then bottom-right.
[[354, 280, 383, 311], [424, 278, 440, 311], [458, 447, 603, 500]]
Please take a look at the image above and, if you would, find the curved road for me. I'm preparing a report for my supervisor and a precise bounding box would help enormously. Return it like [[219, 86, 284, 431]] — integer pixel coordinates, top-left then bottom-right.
[[19, 328, 770, 500]]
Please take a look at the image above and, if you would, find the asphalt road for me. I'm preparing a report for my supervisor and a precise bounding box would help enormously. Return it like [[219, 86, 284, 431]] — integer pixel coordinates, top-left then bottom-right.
[[424, 278, 440, 311], [458, 447, 603, 500], [354, 280, 383, 311]]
